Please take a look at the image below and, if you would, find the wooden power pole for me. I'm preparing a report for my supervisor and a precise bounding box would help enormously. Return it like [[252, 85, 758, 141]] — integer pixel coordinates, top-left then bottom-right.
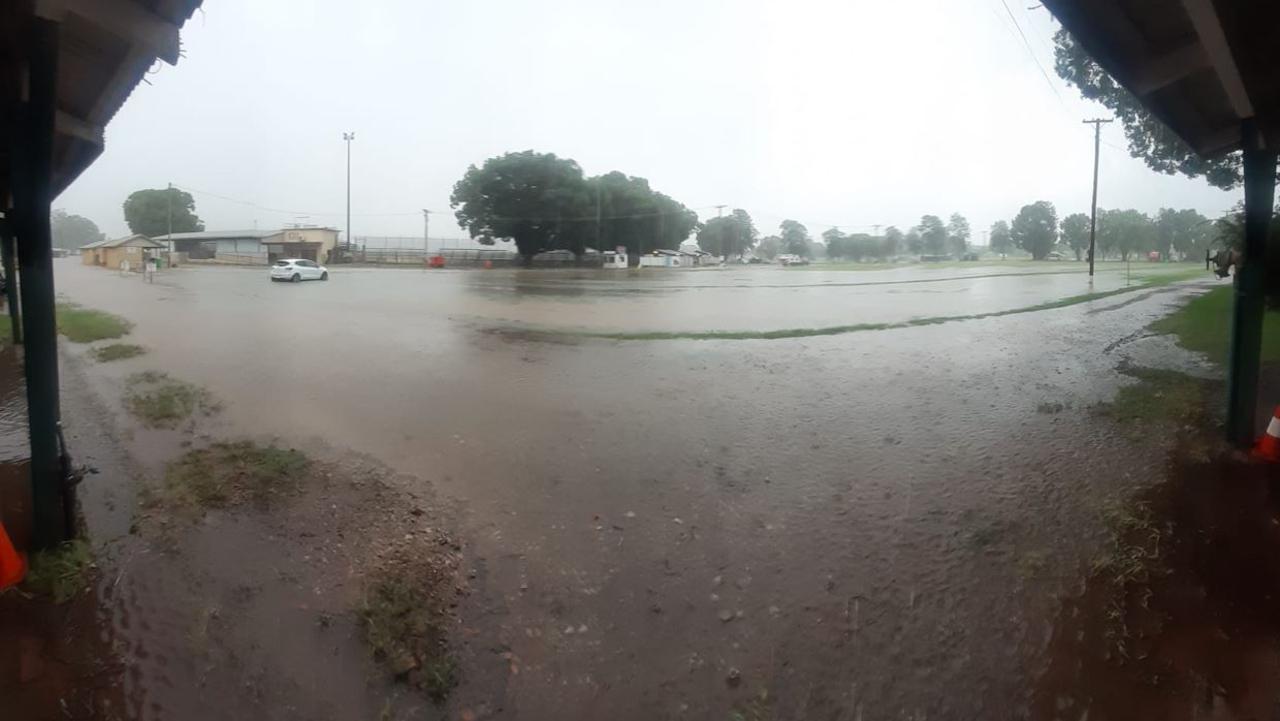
[[1083, 118, 1113, 277]]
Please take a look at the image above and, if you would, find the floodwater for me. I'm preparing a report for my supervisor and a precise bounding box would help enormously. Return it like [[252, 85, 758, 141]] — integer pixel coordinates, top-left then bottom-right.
[[46, 259, 1230, 718], [0, 341, 31, 548]]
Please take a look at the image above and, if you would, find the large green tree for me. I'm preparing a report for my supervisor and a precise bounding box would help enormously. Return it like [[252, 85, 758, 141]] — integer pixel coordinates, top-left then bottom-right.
[[1053, 29, 1243, 189], [917, 215, 948, 255], [946, 213, 970, 256], [1155, 208, 1210, 261], [451, 151, 591, 261], [1010, 201, 1058, 260], [1060, 212, 1090, 261], [1097, 208, 1155, 261], [697, 209, 757, 259], [905, 227, 923, 255], [989, 220, 1013, 256], [779, 220, 811, 257], [451, 152, 697, 263], [122, 188, 203, 237], [757, 235, 782, 260], [821, 227, 847, 259], [51, 209, 104, 250], [883, 226, 904, 257], [589, 171, 697, 260]]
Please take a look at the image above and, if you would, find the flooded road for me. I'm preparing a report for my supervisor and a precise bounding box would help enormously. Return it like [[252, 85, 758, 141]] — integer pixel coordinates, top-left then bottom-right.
[[51, 259, 1222, 718]]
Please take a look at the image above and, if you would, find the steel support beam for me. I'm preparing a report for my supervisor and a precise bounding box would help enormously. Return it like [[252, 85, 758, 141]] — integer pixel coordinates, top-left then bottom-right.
[[10, 18, 68, 548], [1226, 119, 1278, 446]]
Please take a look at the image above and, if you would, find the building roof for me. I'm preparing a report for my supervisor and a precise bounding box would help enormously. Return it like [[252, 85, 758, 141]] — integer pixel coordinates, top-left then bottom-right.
[[161, 229, 280, 242], [1, 1, 204, 202], [82, 233, 165, 249], [1045, 0, 1280, 156], [160, 227, 341, 242]]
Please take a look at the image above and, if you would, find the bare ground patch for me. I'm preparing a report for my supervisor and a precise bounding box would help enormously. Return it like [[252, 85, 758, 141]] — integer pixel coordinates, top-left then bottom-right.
[[135, 444, 465, 708]]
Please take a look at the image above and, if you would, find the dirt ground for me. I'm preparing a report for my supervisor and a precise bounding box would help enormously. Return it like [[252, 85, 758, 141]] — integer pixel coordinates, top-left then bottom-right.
[[7, 261, 1280, 720]]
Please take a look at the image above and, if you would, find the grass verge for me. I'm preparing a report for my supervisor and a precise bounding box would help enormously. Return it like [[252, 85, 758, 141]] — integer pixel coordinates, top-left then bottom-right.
[[361, 559, 458, 702], [56, 303, 132, 342], [1095, 366, 1209, 430], [23, 539, 92, 604], [1151, 286, 1280, 365], [157, 441, 309, 509], [576, 269, 1205, 341], [125, 371, 220, 428], [91, 343, 146, 362]]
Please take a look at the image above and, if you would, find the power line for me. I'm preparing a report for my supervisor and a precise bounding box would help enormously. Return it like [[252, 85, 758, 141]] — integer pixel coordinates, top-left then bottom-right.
[[172, 184, 420, 218], [999, 0, 1064, 106], [174, 183, 723, 224]]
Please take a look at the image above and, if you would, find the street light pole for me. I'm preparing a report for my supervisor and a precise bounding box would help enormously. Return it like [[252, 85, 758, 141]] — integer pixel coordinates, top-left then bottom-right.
[[165, 181, 173, 265], [343, 132, 355, 257]]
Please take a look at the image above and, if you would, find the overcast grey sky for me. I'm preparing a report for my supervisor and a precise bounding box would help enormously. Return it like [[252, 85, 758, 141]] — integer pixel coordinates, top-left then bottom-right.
[[58, 0, 1239, 242]]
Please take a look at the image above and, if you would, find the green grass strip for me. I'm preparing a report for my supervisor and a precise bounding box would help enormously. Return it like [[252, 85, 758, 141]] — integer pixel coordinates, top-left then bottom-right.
[[56, 303, 132, 342], [1150, 285, 1280, 365], [577, 269, 1206, 341]]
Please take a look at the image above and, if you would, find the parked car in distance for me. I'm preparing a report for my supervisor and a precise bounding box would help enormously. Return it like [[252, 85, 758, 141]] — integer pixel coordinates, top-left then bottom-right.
[[1045, 251, 1065, 261], [271, 258, 328, 282]]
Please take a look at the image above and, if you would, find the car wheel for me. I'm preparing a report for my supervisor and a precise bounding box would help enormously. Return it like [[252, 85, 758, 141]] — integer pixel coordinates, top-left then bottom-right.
[[291, 273, 301, 283], [320, 271, 328, 281]]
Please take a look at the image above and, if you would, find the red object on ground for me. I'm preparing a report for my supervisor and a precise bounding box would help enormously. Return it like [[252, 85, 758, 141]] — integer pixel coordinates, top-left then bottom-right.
[[0, 520, 26, 589], [428, 255, 445, 269], [1253, 406, 1280, 461]]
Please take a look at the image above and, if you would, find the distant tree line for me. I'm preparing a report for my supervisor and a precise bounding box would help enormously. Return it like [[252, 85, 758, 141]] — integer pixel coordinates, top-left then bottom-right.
[[987, 200, 1223, 262]]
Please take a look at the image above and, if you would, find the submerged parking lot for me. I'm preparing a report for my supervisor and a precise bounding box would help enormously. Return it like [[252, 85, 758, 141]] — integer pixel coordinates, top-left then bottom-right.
[[49, 259, 1218, 718]]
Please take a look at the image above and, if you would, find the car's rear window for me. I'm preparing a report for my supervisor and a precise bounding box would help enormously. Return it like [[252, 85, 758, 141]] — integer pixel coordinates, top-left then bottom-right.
[[274, 260, 291, 266]]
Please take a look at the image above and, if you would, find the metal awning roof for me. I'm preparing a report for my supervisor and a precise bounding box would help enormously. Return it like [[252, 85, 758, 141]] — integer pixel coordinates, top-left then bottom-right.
[[1, 0, 203, 204], [1045, 0, 1280, 157], [82, 233, 165, 249]]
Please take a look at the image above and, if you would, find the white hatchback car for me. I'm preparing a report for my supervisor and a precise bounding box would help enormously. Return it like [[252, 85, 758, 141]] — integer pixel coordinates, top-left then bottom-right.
[[270, 258, 329, 282]]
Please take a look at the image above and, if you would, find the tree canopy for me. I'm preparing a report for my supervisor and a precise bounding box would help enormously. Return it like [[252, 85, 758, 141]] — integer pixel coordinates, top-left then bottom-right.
[[904, 228, 923, 255], [988, 220, 1013, 256], [451, 151, 695, 262], [1059, 212, 1090, 261], [123, 188, 203, 237], [1053, 28, 1242, 189], [883, 226, 904, 257], [1097, 208, 1154, 261], [757, 235, 782, 260], [589, 171, 697, 259], [821, 227, 847, 259], [697, 209, 757, 258], [947, 213, 970, 256], [1010, 201, 1058, 260], [917, 215, 947, 256], [779, 220, 811, 257], [1155, 208, 1210, 261], [51, 209, 104, 250]]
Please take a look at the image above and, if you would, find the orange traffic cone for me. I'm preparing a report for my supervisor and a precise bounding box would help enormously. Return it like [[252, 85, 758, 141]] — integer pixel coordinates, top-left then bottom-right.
[[1253, 406, 1280, 462], [0, 520, 26, 590]]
